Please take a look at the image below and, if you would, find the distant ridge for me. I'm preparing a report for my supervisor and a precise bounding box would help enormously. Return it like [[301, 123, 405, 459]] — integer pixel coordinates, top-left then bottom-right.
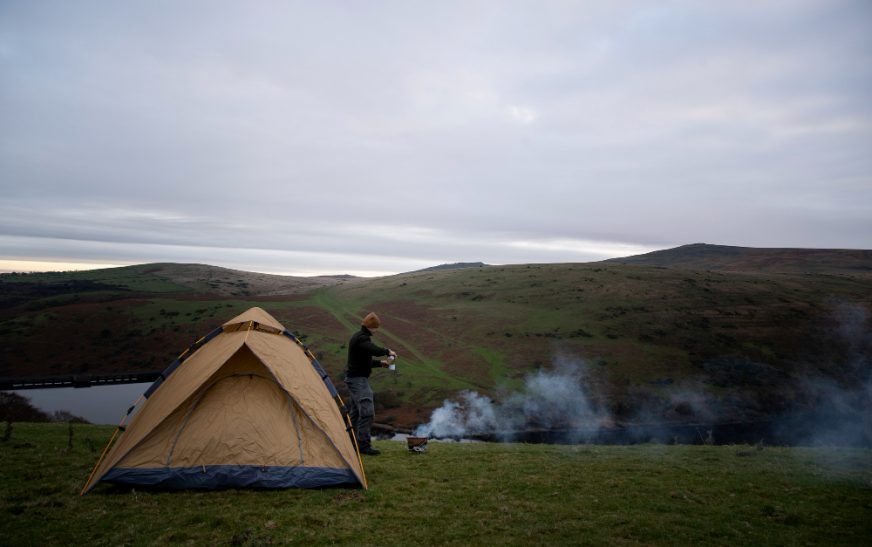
[[605, 243, 872, 274], [0, 262, 354, 297], [414, 262, 489, 273], [138, 263, 358, 295]]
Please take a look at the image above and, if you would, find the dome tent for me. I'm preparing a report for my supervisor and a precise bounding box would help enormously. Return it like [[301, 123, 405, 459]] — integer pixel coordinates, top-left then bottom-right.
[[81, 307, 366, 493]]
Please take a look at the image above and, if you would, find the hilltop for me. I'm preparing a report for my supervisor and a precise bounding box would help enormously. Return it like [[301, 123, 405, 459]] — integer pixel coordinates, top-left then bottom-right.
[[0, 262, 354, 298], [413, 262, 489, 273], [1, 245, 870, 436], [604, 243, 872, 274]]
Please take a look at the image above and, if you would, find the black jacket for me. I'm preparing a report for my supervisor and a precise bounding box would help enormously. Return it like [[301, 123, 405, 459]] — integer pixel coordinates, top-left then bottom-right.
[[345, 326, 390, 378]]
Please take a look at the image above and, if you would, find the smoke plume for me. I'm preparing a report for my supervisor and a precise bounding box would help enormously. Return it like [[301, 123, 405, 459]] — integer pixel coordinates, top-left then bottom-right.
[[413, 302, 871, 447], [789, 302, 872, 447], [415, 355, 607, 441]]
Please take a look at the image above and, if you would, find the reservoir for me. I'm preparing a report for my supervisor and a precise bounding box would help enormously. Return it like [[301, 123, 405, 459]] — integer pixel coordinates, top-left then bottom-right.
[[11, 383, 151, 425]]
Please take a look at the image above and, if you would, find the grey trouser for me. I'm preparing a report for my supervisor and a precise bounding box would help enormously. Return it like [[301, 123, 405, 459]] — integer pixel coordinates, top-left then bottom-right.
[[345, 376, 374, 450]]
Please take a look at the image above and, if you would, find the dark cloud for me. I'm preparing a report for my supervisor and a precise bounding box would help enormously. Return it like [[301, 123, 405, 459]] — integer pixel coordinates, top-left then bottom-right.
[[1, 1, 870, 274]]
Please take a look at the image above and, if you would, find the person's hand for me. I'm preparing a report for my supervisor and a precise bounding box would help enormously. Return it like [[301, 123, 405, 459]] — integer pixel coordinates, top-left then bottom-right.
[[379, 360, 390, 367], [388, 350, 398, 359]]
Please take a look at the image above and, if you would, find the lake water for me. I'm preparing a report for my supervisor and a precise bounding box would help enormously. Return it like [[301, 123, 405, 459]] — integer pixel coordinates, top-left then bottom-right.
[[13, 383, 152, 425]]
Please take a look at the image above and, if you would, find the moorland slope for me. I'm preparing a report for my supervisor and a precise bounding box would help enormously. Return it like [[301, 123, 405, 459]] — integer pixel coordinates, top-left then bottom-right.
[[605, 243, 872, 274], [1, 246, 870, 434]]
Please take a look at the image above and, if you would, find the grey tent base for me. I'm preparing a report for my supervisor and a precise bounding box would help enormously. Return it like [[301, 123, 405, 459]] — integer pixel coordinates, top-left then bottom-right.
[[103, 464, 361, 490]]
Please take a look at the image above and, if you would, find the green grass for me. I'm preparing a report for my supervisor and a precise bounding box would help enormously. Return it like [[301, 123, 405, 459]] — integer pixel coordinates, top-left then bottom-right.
[[308, 288, 361, 332], [307, 288, 484, 399], [471, 346, 518, 388], [1, 424, 870, 546]]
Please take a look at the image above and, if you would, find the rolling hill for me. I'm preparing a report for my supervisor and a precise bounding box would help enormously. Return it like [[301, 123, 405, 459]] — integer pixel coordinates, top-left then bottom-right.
[[1, 245, 870, 440], [604, 243, 872, 274]]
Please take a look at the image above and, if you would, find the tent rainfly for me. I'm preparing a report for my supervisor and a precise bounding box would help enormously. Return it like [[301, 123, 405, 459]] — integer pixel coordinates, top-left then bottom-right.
[[81, 307, 366, 493]]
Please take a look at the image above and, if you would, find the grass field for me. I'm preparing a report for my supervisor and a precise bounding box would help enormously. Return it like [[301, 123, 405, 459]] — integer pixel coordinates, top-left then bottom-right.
[[1, 423, 870, 546]]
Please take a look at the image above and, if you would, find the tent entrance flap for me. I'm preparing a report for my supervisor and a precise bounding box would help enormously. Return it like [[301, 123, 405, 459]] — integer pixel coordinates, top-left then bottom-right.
[[166, 373, 306, 468]]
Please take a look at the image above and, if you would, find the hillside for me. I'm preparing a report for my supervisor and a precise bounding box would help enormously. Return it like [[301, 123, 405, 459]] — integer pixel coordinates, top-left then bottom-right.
[[604, 243, 872, 274], [1, 247, 871, 438], [413, 262, 489, 273], [0, 262, 353, 298]]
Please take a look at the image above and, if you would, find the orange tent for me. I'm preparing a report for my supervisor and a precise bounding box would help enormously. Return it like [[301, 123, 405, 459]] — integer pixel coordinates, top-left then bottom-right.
[[82, 307, 365, 493]]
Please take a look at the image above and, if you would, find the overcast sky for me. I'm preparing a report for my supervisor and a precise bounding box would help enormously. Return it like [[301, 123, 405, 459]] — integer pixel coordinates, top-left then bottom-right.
[[1, 1, 870, 276]]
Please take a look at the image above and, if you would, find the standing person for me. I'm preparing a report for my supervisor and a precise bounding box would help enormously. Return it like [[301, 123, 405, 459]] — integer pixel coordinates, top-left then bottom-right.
[[345, 312, 397, 456]]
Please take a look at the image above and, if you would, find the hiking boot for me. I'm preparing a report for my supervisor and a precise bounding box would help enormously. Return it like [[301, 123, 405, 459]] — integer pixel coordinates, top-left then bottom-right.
[[361, 447, 381, 456]]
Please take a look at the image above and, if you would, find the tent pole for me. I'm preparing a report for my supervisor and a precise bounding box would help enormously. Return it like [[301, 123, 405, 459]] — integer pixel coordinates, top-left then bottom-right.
[[79, 392, 144, 496], [80, 426, 120, 496], [337, 393, 368, 489]]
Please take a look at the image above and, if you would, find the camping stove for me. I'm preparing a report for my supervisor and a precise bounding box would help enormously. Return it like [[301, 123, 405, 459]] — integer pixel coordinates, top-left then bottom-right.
[[406, 436, 428, 453]]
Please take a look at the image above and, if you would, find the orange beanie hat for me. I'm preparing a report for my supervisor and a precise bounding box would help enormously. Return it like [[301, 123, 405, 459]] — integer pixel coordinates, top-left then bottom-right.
[[362, 312, 380, 329]]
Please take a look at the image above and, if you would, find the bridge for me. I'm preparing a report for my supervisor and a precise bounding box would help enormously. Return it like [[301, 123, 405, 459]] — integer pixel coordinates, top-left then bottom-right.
[[0, 372, 160, 390]]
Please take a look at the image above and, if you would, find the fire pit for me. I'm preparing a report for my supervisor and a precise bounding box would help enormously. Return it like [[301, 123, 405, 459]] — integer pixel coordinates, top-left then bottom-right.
[[406, 436, 428, 453]]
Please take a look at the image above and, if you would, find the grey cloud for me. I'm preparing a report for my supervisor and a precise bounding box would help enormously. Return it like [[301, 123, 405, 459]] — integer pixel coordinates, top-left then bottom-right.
[[1, 1, 870, 274]]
